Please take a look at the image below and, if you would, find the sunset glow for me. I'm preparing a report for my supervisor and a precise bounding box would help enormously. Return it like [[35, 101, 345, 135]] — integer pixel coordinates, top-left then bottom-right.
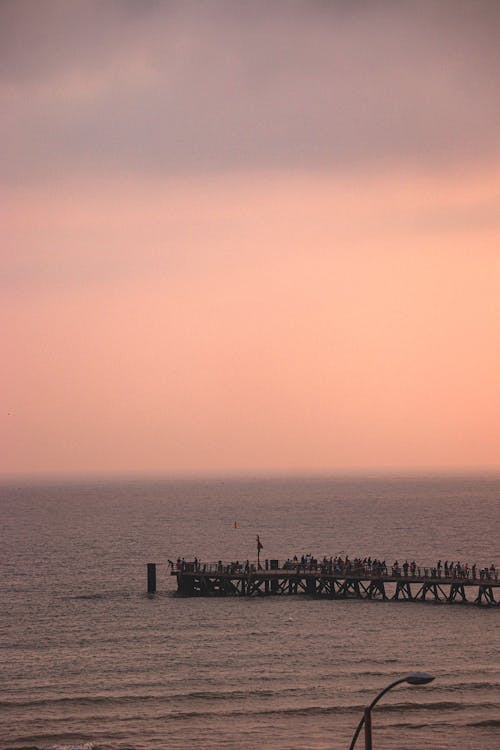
[[2, 1, 499, 476]]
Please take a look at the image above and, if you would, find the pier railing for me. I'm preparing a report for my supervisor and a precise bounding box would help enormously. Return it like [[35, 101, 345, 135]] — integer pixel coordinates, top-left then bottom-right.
[[171, 559, 498, 582]]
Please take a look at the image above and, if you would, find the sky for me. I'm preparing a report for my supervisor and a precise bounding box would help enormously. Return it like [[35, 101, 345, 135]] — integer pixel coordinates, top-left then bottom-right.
[[2, 0, 499, 477]]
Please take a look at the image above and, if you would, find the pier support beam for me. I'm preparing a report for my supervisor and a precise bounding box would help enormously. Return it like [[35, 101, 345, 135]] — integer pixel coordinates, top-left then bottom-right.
[[394, 582, 413, 600], [476, 584, 496, 606], [167, 565, 500, 606], [306, 576, 316, 595]]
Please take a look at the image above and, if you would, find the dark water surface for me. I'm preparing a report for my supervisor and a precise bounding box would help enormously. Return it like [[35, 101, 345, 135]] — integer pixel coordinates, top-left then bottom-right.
[[1, 475, 499, 750]]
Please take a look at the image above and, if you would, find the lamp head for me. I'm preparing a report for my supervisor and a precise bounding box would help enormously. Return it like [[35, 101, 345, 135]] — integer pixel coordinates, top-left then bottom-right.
[[405, 672, 435, 685]]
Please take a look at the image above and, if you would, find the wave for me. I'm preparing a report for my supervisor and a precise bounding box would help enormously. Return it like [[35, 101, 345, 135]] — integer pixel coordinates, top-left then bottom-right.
[[10, 737, 98, 749], [433, 681, 500, 692], [0, 687, 290, 710], [6, 698, 496, 721], [2, 691, 498, 715], [70, 594, 104, 601], [0, 695, 156, 708], [466, 719, 500, 728], [66, 592, 133, 601], [280, 700, 498, 717], [128, 700, 500, 722]]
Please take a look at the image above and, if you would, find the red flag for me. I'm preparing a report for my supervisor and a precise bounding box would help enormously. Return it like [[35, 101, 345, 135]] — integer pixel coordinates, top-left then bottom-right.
[[257, 535, 263, 550]]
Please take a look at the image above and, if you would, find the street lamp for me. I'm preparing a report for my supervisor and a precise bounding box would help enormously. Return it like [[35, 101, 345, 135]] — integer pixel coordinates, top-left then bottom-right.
[[348, 672, 435, 750]]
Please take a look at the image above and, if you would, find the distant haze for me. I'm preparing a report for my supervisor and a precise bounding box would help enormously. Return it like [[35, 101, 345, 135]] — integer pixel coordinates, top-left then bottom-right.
[[2, 1, 499, 476]]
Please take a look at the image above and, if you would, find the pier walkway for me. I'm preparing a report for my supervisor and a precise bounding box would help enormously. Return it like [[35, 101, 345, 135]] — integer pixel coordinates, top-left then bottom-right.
[[166, 560, 499, 606]]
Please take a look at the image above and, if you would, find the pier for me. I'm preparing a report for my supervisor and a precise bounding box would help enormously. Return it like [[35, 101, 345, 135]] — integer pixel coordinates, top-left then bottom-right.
[[155, 559, 499, 606]]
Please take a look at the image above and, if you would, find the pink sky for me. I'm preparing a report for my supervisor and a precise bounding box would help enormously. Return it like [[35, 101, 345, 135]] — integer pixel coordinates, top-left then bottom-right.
[[2, 2, 499, 476]]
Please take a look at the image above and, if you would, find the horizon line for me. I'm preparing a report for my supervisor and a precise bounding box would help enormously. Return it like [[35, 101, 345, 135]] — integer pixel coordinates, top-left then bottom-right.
[[1, 465, 499, 485]]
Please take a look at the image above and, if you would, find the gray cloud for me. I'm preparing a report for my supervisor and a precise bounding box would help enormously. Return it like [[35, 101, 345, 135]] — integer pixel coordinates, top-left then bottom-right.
[[1, 0, 499, 182]]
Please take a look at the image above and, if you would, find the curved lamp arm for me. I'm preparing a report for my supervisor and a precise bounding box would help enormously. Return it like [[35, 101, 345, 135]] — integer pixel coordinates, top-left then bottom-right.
[[348, 673, 434, 750]]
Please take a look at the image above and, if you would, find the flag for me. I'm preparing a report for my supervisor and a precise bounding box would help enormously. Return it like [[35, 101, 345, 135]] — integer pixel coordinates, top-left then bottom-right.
[[257, 535, 263, 551]]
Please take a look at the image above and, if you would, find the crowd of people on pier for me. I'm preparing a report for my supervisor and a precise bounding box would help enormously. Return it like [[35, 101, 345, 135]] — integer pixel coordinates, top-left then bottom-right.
[[285, 555, 497, 581], [172, 554, 497, 581]]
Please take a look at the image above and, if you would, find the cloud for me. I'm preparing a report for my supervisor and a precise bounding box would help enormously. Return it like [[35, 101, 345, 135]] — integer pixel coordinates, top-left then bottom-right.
[[3, 166, 499, 295], [1, 0, 499, 183]]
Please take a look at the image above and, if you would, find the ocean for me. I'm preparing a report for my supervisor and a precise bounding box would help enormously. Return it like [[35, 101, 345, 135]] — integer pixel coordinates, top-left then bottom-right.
[[1, 475, 499, 750]]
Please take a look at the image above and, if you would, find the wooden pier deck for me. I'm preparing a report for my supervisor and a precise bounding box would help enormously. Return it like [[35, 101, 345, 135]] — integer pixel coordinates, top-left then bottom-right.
[[164, 562, 499, 606]]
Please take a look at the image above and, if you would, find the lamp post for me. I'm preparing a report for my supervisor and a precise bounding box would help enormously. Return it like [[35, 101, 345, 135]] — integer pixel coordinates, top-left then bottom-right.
[[348, 672, 435, 750]]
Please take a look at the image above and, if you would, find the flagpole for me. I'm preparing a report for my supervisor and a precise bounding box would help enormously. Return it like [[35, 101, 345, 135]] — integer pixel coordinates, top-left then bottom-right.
[[257, 535, 262, 570]]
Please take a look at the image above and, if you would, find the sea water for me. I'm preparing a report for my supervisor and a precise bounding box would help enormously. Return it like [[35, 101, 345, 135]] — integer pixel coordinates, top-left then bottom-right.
[[1, 475, 499, 750]]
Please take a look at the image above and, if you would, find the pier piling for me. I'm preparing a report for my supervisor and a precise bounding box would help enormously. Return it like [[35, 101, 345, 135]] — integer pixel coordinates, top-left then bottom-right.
[[147, 562, 156, 593]]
